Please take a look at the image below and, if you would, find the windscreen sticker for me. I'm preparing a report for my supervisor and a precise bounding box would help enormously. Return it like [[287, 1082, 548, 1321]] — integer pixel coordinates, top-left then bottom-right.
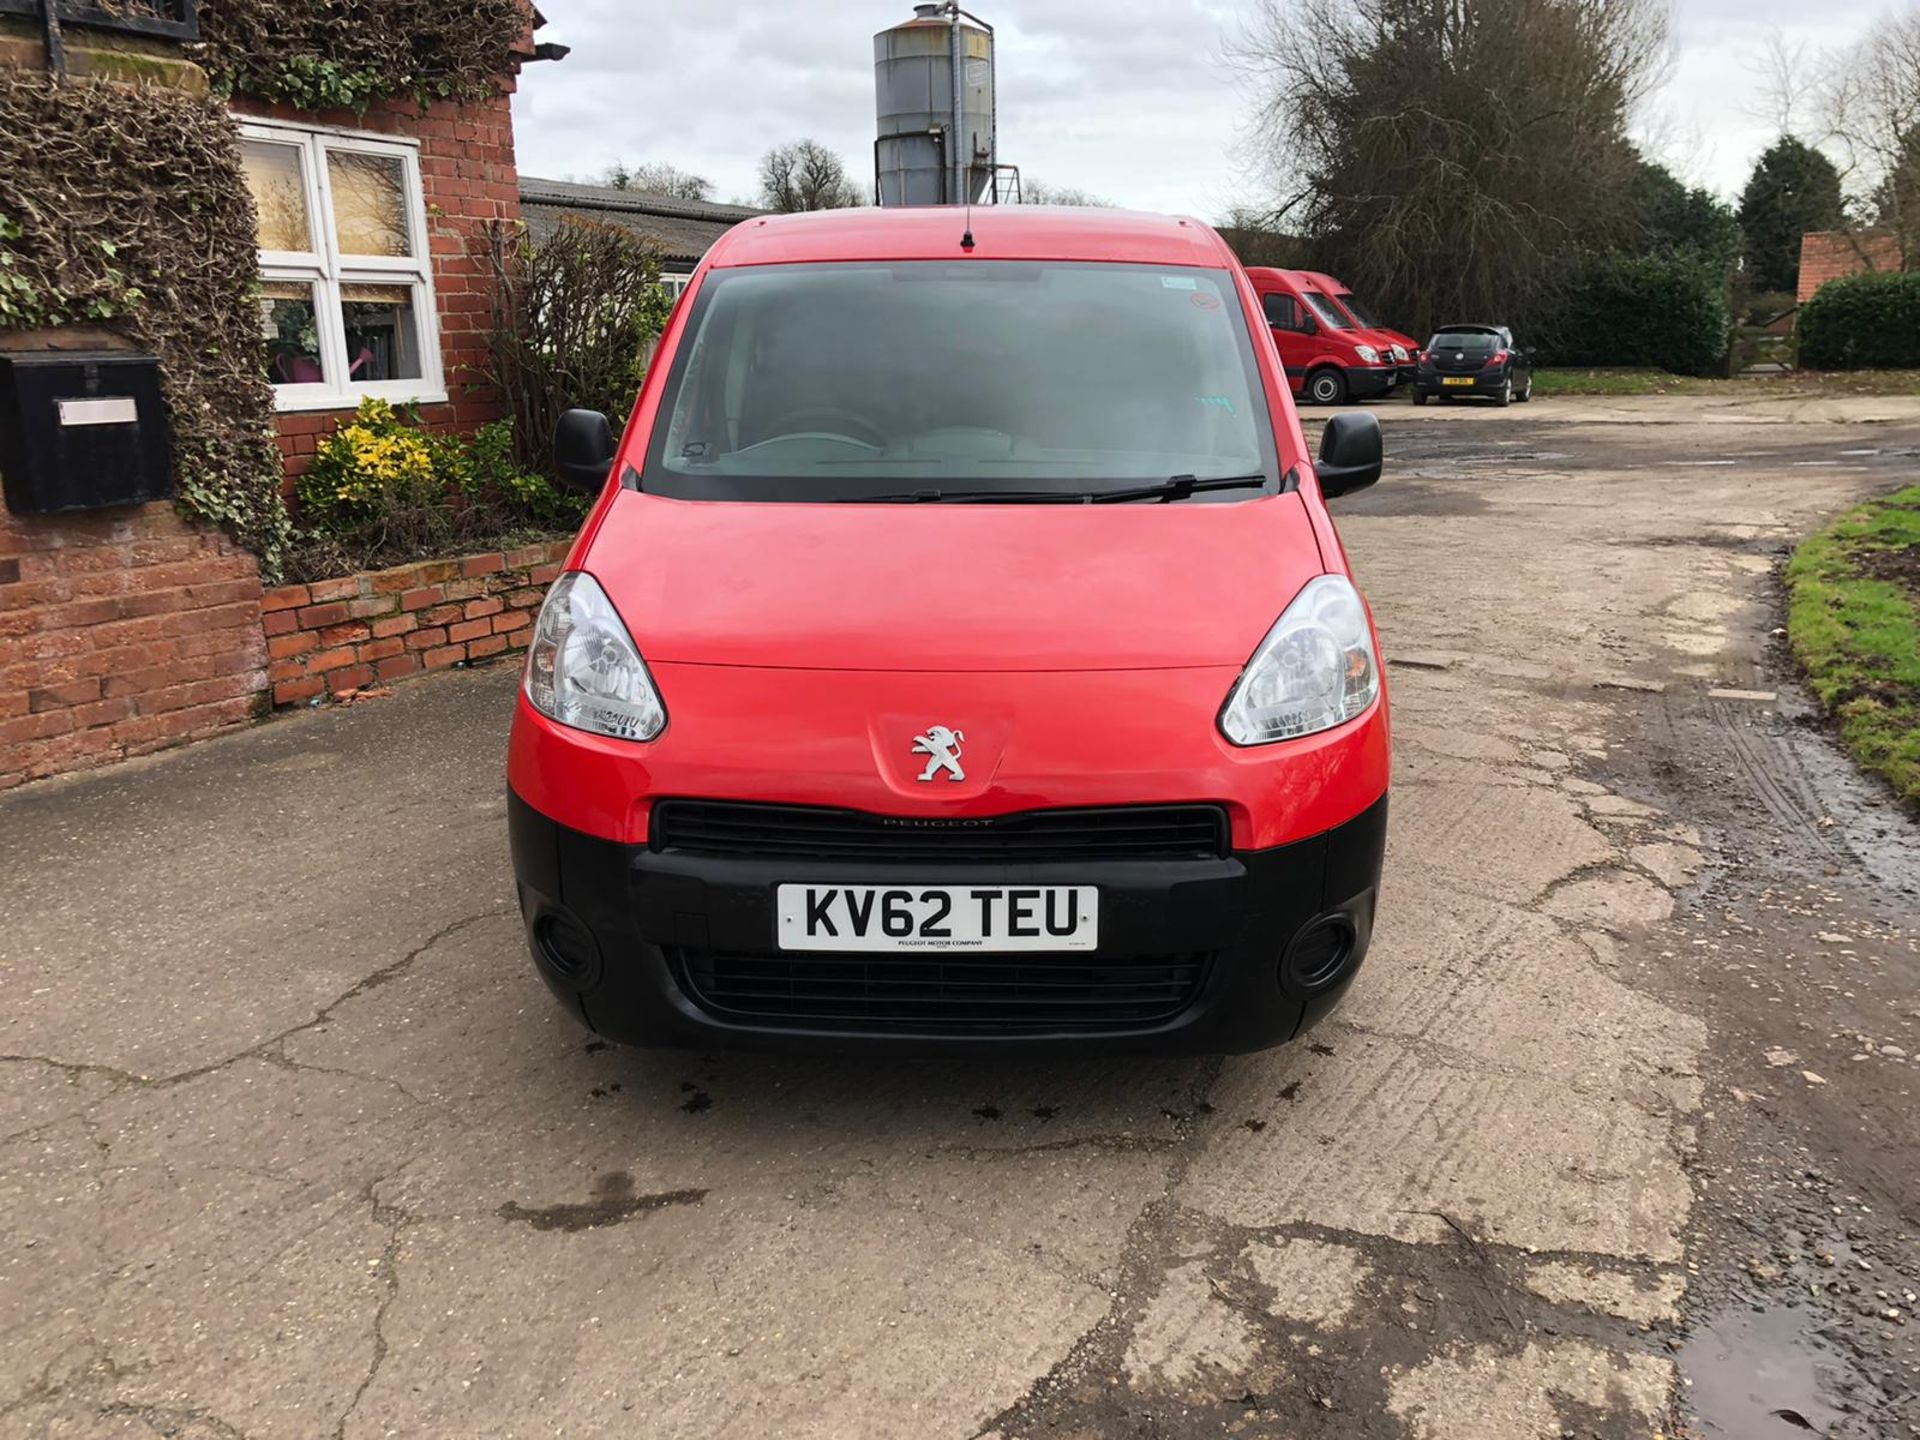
[[1160, 275, 1199, 290]]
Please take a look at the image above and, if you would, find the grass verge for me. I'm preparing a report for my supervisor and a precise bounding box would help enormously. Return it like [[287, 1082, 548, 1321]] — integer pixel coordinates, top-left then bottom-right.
[[1784, 485, 1920, 805], [1532, 368, 1920, 398]]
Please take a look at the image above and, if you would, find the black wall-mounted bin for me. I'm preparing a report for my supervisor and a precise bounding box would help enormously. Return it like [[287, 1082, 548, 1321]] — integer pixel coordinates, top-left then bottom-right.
[[0, 351, 173, 516]]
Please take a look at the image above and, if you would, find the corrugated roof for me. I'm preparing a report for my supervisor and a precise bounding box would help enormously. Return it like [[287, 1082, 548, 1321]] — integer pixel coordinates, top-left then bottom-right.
[[518, 176, 765, 269]]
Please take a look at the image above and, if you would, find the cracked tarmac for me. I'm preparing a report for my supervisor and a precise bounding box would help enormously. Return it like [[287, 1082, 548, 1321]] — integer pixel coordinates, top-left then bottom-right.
[[4, 395, 1920, 1438]]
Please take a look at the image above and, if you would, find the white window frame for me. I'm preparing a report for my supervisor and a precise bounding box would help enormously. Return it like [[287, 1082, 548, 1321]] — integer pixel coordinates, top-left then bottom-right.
[[659, 270, 693, 300], [241, 119, 447, 413]]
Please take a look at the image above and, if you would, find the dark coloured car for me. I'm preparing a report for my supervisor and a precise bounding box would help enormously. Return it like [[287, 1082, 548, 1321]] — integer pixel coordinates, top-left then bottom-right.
[[1413, 325, 1533, 406]]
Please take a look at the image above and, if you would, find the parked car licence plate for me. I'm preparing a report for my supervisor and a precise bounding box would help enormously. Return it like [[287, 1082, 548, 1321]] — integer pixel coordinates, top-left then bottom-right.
[[1441, 376, 1476, 386], [776, 884, 1099, 952]]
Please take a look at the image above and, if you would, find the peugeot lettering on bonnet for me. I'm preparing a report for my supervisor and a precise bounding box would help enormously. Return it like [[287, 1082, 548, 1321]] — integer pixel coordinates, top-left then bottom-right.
[[507, 205, 1390, 1053]]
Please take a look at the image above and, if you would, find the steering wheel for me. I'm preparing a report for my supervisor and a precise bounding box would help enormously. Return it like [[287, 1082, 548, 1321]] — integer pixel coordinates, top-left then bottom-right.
[[749, 406, 886, 452]]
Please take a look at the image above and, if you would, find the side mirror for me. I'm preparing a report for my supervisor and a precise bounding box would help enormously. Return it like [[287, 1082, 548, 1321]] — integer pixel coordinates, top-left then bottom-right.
[[1316, 411, 1382, 497], [554, 409, 616, 495], [1300, 313, 1318, 337]]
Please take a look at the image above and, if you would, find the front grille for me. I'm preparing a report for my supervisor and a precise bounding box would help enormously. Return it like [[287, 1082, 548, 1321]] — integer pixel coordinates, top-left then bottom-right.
[[651, 800, 1229, 863], [672, 948, 1209, 1032]]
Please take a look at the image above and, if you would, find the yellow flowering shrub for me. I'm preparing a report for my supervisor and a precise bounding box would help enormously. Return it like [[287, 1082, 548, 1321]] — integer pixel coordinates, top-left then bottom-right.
[[298, 399, 438, 520], [288, 399, 587, 580]]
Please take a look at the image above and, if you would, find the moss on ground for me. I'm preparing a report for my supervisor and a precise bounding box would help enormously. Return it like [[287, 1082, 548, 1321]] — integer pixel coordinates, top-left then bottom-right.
[[1785, 485, 1920, 805]]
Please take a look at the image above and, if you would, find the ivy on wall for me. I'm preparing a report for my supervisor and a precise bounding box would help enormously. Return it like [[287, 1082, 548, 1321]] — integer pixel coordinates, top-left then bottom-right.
[[0, 0, 529, 577], [0, 70, 291, 572], [195, 0, 527, 110]]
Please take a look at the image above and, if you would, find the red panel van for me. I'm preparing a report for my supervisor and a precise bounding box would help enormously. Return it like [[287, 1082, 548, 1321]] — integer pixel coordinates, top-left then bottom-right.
[[1292, 269, 1421, 380], [508, 207, 1391, 1054], [1244, 267, 1401, 405]]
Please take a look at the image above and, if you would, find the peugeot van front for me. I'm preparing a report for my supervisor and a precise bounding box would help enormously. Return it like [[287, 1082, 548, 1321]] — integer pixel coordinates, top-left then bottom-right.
[[507, 206, 1390, 1054]]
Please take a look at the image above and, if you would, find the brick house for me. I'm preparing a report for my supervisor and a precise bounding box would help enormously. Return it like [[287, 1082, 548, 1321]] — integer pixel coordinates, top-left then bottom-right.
[[0, 3, 563, 789], [1796, 228, 1905, 304]]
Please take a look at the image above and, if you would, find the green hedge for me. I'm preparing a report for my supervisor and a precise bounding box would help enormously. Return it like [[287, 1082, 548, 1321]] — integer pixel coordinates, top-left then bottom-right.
[[1799, 271, 1920, 370], [1546, 253, 1731, 377]]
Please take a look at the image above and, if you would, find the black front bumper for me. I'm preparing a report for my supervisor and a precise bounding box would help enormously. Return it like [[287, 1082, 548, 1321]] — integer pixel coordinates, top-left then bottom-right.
[[1346, 366, 1399, 400], [507, 793, 1387, 1055]]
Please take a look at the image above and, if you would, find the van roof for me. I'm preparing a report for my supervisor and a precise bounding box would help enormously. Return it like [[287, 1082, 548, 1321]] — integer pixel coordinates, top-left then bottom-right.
[[707, 205, 1234, 270], [1290, 269, 1348, 292], [1242, 267, 1334, 293]]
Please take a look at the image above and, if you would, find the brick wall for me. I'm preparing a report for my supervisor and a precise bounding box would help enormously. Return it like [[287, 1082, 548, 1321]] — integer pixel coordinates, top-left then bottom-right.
[[1797, 229, 1905, 304], [232, 87, 524, 486], [0, 504, 266, 791], [262, 540, 568, 707]]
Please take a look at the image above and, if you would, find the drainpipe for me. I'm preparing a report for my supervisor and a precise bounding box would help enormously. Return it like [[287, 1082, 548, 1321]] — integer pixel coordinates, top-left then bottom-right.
[[41, 0, 68, 76]]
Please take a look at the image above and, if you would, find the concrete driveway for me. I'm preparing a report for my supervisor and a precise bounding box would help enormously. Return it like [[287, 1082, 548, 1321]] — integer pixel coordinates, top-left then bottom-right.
[[6, 396, 1920, 1438]]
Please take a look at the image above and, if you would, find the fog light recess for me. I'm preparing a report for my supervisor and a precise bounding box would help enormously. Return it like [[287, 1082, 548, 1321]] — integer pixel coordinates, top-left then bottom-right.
[[1280, 915, 1357, 996], [534, 909, 600, 984]]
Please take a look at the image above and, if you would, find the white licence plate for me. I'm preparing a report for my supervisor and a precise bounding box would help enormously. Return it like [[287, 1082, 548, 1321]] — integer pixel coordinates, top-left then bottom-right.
[[776, 884, 1099, 953]]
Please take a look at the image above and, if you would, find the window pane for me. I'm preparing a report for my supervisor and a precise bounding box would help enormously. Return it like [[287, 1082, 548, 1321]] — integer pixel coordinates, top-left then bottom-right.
[[241, 141, 313, 253], [327, 151, 413, 258], [260, 280, 327, 387], [340, 283, 424, 381]]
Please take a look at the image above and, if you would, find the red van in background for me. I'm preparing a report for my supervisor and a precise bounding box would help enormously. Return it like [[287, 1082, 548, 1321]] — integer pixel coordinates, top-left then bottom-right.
[[1292, 270, 1420, 380], [1245, 267, 1399, 406]]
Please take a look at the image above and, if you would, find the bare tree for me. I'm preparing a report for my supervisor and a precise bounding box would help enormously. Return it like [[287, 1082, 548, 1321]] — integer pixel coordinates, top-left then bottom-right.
[[602, 161, 715, 202], [476, 219, 669, 482], [1231, 0, 1673, 337], [1742, 30, 1815, 136], [1214, 205, 1310, 267], [1020, 180, 1114, 207], [758, 140, 862, 213], [1820, 7, 1920, 268]]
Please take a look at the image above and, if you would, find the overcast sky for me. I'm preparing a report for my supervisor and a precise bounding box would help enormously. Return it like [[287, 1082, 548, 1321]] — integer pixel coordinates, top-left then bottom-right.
[[515, 0, 1897, 216]]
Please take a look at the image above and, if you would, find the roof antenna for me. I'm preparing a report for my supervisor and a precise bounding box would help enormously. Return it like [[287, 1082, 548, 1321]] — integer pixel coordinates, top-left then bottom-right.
[[961, 191, 975, 252]]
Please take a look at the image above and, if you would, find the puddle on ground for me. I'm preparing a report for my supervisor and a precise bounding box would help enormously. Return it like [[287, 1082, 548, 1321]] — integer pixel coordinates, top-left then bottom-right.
[[1680, 1305, 1854, 1437]]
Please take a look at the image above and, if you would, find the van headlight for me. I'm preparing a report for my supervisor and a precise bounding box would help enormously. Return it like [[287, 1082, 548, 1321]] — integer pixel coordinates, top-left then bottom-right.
[[524, 572, 666, 741], [1218, 575, 1379, 745], [1355, 344, 1379, 363]]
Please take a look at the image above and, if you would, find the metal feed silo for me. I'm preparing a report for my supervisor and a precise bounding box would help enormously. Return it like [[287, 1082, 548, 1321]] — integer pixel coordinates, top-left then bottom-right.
[[874, 4, 996, 207]]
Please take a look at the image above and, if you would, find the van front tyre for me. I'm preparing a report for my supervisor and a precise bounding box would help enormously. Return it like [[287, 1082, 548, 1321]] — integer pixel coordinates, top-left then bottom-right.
[[1412, 390, 1429, 407], [1305, 368, 1348, 407]]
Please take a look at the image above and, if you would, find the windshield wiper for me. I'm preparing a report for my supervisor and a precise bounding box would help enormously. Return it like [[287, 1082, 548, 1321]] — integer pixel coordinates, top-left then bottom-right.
[[1086, 472, 1271, 503], [834, 488, 1085, 504], [833, 473, 1271, 505]]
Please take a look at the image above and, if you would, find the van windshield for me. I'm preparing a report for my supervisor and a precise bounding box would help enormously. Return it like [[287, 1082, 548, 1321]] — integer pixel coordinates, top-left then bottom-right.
[[1298, 292, 1350, 331], [1337, 292, 1381, 329], [641, 261, 1279, 502]]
